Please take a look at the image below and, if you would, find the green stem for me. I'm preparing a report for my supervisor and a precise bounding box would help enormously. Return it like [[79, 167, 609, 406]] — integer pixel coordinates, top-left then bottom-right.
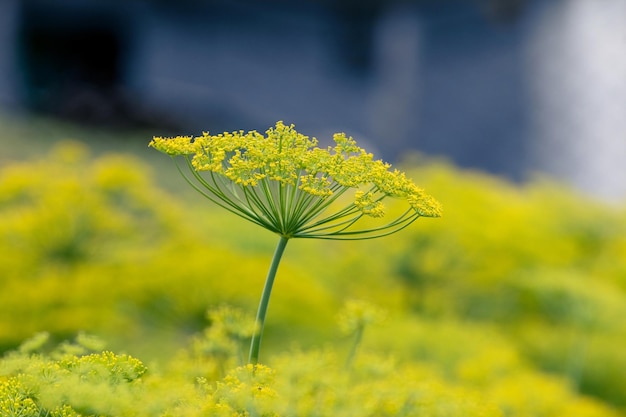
[[345, 324, 364, 368], [249, 235, 289, 364]]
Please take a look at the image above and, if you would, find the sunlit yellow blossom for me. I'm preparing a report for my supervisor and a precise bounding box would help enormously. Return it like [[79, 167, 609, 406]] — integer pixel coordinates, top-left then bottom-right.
[[150, 121, 441, 240], [212, 364, 279, 416], [299, 174, 333, 197], [354, 190, 385, 217], [150, 135, 195, 156], [0, 379, 39, 417]]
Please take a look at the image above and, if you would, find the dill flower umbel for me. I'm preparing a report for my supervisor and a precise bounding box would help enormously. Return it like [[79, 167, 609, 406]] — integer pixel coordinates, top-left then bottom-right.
[[150, 121, 440, 239], [150, 121, 441, 364]]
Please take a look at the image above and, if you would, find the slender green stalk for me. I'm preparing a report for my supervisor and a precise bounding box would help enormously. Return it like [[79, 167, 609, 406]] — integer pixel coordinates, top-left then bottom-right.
[[249, 235, 289, 364], [345, 323, 364, 368]]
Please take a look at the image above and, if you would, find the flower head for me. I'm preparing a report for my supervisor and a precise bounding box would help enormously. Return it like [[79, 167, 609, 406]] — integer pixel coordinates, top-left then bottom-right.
[[150, 121, 441, 239], [337, 299, 387, 335]]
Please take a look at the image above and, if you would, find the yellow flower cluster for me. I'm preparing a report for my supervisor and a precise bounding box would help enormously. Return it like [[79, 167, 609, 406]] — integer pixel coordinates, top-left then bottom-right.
[[337, 299, 387, 335], [0, 339, 147, 417], [150, 122, 441, 239], [0, 379, 39, 417], [192, 306, 258, 366]]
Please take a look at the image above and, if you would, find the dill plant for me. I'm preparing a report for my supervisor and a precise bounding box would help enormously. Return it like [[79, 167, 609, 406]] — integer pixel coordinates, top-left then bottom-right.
[[337, 299, 386, 367], [150, 121, 441, 364]]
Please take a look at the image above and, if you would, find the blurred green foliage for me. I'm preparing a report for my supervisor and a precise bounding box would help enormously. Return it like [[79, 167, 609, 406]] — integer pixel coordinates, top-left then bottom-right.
[[1, 119, 625, 415]]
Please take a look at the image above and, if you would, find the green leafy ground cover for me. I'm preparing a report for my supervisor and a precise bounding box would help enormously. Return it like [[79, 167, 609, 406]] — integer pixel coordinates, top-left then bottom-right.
[[1, 113, 625, 416]]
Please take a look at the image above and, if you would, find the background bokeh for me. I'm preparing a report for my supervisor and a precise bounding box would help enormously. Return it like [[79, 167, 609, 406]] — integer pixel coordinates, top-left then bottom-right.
[[0, 0, 625, 199]]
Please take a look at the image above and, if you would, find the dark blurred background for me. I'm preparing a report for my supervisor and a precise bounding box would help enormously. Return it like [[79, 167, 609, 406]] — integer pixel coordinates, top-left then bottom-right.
[[0, 0, 624, 200]]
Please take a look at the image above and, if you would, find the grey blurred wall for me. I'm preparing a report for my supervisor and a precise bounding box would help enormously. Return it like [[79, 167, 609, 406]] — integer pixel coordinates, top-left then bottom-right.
[[526, 0, 626, 201], [0, 0, 19, 107]]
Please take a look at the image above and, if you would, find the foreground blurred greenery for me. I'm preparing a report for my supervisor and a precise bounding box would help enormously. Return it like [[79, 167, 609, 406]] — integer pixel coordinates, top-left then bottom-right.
[[1, 113, 625, 416]]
